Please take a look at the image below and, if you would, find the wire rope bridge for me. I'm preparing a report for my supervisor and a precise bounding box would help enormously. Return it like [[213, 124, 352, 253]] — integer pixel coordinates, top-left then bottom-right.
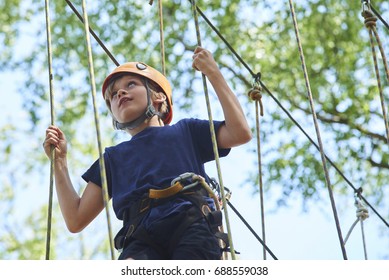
[[43, 0, 389, 260]]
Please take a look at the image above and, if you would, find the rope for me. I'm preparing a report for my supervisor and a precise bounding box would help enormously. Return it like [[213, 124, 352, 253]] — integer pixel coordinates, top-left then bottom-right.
[[344, 189, 369, 259], [361, 7, 389, 144], [80, 0, 115, 259], [288, 0, 348, 259], [190, 0, 236, 260], [370, 5, 389, 31], [44, 0, 55, 260], [227, 201, 278, 260], [248, 77, 267, 259]]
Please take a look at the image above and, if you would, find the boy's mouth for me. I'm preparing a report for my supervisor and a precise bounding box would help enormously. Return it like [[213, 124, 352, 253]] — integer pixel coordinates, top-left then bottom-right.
[[119, 97, 132, 107]]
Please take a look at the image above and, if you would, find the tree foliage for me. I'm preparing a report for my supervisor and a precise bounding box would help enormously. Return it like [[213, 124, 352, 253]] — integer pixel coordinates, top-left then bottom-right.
[[1, 0, 388, 259]]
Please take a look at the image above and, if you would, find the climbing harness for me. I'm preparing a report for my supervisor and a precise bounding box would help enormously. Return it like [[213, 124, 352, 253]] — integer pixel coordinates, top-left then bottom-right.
[[288, 0, 348, 260], [114, 173, 230, 259], [361, 1, 389, 144], [43, 0, 55, 260], [344, 188, 369, 260]]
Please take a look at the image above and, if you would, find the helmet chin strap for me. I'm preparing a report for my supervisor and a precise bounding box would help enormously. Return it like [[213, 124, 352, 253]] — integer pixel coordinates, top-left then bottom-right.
[[115, 78, 161, 130]]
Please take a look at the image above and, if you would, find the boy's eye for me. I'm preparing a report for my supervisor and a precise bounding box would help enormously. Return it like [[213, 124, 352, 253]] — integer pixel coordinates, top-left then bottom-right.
[[127, 81, 136, 87]]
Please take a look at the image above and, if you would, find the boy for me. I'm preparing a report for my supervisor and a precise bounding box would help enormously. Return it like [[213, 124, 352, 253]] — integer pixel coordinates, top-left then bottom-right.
[[43, 46, 251, 259]]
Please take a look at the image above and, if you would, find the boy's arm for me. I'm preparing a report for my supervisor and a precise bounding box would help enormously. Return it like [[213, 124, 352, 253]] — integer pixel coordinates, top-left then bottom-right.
[[192, 47, 252, 149], [44, 126, 105, 233]]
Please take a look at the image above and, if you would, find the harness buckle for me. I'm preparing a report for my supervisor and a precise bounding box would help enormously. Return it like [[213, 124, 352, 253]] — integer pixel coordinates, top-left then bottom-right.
[[139, 197, 151, 213]]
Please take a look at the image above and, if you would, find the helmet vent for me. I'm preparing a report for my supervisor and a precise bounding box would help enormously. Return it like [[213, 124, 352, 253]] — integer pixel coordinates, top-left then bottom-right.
[[136, 63, 147, 70]]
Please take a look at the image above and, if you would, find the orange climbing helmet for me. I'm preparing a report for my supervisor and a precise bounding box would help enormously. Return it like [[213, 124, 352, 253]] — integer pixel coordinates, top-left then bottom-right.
[[102, 62, 173, 125]]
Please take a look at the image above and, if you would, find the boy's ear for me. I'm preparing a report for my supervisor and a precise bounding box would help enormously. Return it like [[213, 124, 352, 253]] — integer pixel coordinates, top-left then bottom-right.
[[153, 91, 167, 104]]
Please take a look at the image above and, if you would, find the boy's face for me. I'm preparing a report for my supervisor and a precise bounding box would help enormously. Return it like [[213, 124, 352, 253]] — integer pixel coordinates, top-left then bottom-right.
[[109, 74, 148, 124]]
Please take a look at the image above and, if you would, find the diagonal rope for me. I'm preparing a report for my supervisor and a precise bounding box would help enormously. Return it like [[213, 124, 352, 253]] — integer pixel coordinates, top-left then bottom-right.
[[64, 0, 119, 66], [190, 0, 236, 260], [287, 0, 347, 260], [227, 201, 278, 260], [248, 78, 267, 260], [361, 6, 389, 144], [44, 0, 55, 260], [80, 0, 115, 260], [370, 4, 389, 31]]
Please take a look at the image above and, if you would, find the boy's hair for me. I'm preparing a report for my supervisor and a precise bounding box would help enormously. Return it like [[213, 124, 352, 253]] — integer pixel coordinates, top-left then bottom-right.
[[104, 73, 169, 129]]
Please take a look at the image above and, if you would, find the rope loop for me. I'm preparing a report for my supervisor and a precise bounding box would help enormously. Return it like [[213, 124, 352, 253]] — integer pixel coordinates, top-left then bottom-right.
[[248, 75, 264, 116], [253, 72, 262, 84], [355, 189, 369, 221], [248, 86, 262, 101], [362, 10, 377, 29]]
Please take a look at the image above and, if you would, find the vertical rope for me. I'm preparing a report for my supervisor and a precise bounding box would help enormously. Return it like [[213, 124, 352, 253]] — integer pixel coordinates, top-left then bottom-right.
[[287, 0, 347, 259], [362, 7, 389, 144], [248, 79, 266, 260], [344, 190, 369, 259], [44, 0, 55, 260], [190, 0, 236, 260], [360, 219, 368, 260], [255, 100, 266, 260], [157, 0, 166, 75], [80, 0, 115, 260]]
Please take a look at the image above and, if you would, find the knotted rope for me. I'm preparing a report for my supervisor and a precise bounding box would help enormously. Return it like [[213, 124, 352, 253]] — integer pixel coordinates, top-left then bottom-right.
[[344, 189, 369, 259], [362, 6, 389, 144], [248, 76, 267, 259]]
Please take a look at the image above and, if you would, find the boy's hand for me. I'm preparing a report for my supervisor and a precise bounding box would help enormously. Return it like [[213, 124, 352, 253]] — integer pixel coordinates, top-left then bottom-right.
[[43, 125, 68, 160], [192, 46, 218, 77]]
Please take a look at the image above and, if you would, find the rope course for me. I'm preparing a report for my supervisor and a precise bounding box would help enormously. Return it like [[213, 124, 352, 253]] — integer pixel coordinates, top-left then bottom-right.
[[43, 0, 389, 259]]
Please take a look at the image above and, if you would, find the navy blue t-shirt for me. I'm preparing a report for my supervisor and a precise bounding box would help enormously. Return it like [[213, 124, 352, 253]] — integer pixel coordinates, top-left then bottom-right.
[[82, 118, 230, 225]]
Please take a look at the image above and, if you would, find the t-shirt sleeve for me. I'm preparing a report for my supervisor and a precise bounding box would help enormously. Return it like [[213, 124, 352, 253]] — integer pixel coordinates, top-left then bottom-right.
[[189, 118, 231, 163], [81, 154, 112, 197]]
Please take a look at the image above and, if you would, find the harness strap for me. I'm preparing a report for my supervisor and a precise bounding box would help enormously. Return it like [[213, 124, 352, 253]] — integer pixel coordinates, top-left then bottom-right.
[[149, 181, 183, 199]]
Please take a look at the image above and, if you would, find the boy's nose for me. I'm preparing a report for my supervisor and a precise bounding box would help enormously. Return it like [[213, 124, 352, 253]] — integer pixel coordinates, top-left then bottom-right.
[[117, 89, 128, 97]]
